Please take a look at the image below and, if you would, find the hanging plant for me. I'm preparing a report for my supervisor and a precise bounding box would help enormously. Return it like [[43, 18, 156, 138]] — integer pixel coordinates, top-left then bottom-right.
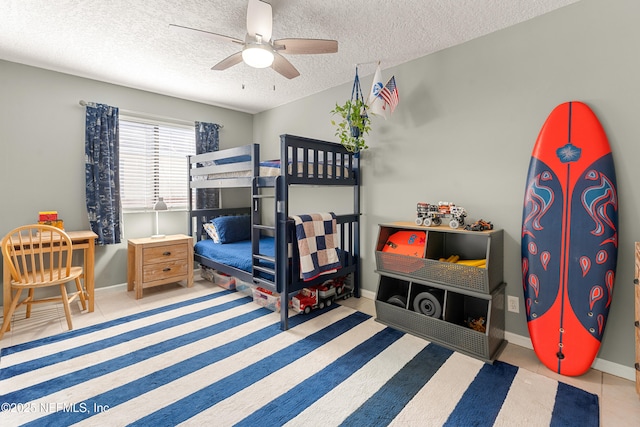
[[331, 98, 371, 153], [331, 67, 371, 153]]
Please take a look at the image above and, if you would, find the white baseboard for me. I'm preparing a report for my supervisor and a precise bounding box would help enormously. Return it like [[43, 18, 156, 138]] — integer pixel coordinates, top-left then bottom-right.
[[504, 331, 534, 350], [505, 331, 636, 381], [360, 288, 376, 300], [96, 282, 128, 292]]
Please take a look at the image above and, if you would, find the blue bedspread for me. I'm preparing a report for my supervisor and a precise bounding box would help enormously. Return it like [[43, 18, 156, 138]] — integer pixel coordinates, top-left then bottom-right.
[[194, 237, 275, 273]]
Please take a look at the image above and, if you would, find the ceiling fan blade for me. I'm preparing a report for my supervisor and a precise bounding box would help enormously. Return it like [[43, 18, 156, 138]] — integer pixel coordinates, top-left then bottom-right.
[[246, 0, 272, 42], [273, 38, 338, 55], [169, 23, 243, 45], [272, 52, 300, 79], [211, 52, 244, 71]]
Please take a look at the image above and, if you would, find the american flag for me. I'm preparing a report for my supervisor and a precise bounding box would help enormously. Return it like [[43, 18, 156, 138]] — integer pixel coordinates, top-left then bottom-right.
[[379, 76, 399, 113]]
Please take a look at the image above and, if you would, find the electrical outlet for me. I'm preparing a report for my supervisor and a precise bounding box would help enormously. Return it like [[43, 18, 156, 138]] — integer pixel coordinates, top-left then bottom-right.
[[507, 295, 520, 313]]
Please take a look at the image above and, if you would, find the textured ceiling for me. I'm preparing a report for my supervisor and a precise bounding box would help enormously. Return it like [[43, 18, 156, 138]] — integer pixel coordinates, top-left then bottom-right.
[[1, 0, 580, 114]]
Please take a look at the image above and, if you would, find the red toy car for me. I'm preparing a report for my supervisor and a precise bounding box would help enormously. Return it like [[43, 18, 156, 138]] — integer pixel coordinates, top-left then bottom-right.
[[291, 278, 353, 314]]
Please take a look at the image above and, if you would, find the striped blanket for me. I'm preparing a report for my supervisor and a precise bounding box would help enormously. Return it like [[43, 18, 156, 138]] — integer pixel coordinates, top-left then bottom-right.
[[0, 290, 599, 426], [291, 212, 341, 281]]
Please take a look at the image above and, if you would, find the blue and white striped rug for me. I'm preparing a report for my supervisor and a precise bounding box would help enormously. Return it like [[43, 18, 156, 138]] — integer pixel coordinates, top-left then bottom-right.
[[1, 288, 599, 426]]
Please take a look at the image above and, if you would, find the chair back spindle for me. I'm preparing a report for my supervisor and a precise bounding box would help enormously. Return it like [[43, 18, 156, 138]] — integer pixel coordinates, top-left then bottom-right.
[[3, 225, 74, 286]]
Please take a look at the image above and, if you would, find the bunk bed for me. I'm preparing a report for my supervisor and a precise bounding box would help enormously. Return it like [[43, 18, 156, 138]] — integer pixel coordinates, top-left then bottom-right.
[[188, 134, 360, 330]]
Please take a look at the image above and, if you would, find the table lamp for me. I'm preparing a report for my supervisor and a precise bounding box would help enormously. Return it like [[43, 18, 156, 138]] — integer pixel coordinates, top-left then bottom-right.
[[152, 197, 168, 238]]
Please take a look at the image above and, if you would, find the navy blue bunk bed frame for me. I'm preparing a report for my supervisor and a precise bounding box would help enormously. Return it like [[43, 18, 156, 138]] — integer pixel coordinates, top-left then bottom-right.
[[188, 134, 360, 330]]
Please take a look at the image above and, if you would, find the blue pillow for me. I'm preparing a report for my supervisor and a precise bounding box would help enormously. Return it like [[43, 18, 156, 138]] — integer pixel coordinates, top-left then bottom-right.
[[210, 215, 251, 243], [214, 155, 251, 165]]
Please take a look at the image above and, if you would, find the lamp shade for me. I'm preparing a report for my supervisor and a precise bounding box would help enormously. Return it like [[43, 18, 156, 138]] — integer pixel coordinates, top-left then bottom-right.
[[151, 197, 167, 239], [242, 44, 274, 68], [153, 197, 168, 211]]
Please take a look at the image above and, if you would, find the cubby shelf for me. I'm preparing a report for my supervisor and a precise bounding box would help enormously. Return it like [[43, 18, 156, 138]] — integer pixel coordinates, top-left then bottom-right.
[[374, 222, 506, 362]]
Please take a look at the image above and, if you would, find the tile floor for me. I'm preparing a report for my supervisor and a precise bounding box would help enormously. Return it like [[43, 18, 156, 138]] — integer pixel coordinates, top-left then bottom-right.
[[1, 278, 639, 426]]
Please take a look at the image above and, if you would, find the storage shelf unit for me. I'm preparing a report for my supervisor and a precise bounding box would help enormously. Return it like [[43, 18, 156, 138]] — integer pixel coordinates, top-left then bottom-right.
[[374, 222, 506, 362]]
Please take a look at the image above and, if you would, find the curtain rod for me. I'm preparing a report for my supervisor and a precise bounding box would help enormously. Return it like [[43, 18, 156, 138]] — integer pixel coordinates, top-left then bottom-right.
[[78, 100, 223, 128]]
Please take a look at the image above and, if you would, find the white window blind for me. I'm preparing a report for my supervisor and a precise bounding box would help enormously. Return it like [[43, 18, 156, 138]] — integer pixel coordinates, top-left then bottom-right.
[[119, 117, 195, 211]]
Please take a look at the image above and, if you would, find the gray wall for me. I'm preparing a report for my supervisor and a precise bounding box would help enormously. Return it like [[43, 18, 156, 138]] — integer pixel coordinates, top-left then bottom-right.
[[253, 0, 639, 375], [0, 60, 253, 289]]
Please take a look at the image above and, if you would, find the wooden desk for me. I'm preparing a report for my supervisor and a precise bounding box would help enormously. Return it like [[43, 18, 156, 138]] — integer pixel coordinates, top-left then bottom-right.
[[2, 230, 98, 329]]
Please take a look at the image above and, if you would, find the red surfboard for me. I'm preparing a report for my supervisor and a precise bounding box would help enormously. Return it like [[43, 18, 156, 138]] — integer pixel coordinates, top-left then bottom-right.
[[522, 102, 618, 376]]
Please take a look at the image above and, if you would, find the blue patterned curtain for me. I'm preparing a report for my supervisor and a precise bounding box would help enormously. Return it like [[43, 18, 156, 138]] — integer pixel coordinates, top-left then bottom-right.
[[85, 103, 122, 245], [195, 121, 221, 209]]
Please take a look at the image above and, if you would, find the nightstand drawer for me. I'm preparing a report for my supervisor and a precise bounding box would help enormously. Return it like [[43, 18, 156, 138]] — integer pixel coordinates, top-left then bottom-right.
[[143, 243, 188, 264], [143, 259, 189, 283]]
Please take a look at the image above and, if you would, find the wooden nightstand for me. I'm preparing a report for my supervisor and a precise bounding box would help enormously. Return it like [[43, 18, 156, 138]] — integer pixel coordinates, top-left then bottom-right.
[[127, 234, 194, 299]]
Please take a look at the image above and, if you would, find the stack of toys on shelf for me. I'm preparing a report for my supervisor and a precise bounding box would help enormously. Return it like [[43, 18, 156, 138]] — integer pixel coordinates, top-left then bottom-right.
[[38, 211, 64, 229], [415, 202, 494, 232]]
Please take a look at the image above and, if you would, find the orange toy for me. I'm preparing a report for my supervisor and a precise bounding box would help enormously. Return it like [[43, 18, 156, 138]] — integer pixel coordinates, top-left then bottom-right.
[[382, 230, 426, 258]]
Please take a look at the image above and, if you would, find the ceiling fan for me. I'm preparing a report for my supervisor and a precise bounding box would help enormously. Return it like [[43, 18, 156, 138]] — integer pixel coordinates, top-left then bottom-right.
[[169, 0, 338, 79]]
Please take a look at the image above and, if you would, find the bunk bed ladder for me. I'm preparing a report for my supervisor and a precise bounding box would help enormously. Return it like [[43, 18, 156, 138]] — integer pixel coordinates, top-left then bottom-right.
[[253, 173, 290, 331], [251, 177, 277, 290]]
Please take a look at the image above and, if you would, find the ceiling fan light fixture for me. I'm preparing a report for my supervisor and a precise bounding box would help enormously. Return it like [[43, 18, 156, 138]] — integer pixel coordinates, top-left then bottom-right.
[[242, 43, 274, 68], [171, 0, 337, 79]]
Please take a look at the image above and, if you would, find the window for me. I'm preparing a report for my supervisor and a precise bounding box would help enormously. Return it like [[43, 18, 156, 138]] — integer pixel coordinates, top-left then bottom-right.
[[119, 116, 195, 212]]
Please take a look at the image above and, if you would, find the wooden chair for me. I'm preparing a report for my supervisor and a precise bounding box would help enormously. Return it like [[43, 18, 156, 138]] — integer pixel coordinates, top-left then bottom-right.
[[0, 224, 87, 339]]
